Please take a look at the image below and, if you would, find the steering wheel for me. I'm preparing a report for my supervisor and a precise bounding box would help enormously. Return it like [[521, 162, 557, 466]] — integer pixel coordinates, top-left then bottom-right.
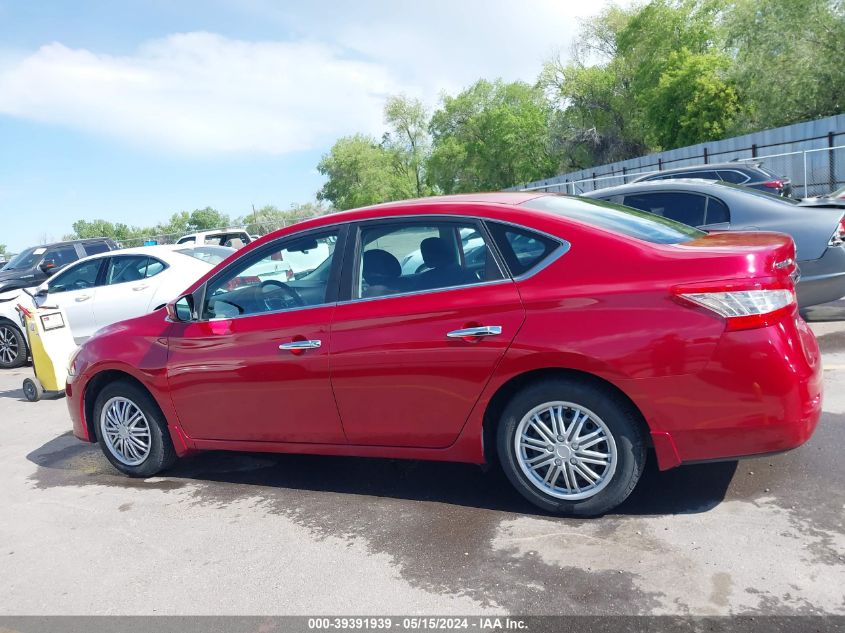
[[260, 279, 305, 310]]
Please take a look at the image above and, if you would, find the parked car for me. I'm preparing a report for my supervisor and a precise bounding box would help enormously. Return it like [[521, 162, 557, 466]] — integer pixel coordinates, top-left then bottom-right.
[[0, 238, 117, 294], [632, 161, 793, 197], [583, 180, 845, 307], [176, 229, 252, 249], [66, 193, 821, 516], [0, 245, 227, 369]]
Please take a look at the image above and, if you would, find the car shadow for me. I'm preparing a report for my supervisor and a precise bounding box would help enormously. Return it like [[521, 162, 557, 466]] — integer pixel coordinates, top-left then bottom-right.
[[26, 432, 737, 518]]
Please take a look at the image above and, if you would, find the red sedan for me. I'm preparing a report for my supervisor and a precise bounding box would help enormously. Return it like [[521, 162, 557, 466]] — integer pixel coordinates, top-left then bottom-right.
[[65, 193, 823, 516]]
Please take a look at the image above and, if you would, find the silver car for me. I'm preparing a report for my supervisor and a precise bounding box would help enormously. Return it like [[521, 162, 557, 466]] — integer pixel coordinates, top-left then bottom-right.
[[583, 179, 845, 307]]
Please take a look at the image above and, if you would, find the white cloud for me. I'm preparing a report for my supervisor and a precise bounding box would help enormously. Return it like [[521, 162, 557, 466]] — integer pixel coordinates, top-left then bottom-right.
[[0, 33, 404, 155], [0, 1, 615, 155]]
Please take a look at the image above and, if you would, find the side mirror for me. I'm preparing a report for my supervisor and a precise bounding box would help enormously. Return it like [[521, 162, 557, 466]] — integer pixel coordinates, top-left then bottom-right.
[[166, 294, 196, 322], [40, 259, 57, 275], [35, 281, 49, 298]]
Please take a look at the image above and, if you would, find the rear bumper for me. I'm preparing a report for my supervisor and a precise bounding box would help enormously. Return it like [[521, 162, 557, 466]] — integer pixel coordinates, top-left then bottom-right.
[[622, 313, 823, 469], [796, 246, 845, 307]]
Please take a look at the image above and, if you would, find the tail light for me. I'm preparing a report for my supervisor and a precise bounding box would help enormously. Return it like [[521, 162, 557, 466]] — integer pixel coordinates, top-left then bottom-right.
[[763, 179, 783, 189], [829, 217, 845, 247], [674, 285, 796, 331]]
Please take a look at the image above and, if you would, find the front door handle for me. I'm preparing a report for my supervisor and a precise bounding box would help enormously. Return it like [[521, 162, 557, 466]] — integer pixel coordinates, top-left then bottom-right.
[[132, 284, 149, 291], [446, 325, 502, 339], [75, 295, 91, 302], [279, 339, 322, 351]]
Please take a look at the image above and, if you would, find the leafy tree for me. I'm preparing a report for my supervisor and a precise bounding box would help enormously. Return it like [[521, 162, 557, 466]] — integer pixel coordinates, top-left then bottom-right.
[[645, 48, 741, 147], [726, 0, 845, 129], [428, 79, 559, 192], [383, 95, 432, 198], [317, 134, 414, 209], [70, 219, 143, 241]]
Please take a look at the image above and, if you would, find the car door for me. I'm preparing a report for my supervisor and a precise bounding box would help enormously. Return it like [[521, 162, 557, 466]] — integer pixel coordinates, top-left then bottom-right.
[[93, 255, 167, 331], [45, 257, 106, 343], [329, 217, 525, 448], [166, 227, 347, 443]]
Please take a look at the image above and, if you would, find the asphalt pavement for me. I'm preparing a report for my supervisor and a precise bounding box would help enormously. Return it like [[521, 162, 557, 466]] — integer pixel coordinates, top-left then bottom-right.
[[0, 303, 843, 616]]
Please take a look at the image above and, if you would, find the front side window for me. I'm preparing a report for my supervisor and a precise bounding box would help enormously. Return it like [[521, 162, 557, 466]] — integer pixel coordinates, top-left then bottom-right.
[[203, 230, 339, 319], [622, 192, 707, 227], [49, 259, 103, 294]]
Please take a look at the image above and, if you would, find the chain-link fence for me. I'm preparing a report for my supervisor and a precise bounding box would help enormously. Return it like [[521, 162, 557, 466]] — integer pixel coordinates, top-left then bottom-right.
[[515, 145, 845, 198]]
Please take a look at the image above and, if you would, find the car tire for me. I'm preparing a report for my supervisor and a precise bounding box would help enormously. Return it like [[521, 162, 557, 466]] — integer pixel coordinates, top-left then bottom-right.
[[0, 320, 28, 369], [93, 380, 177, 477], [497, 378, 646, 517]]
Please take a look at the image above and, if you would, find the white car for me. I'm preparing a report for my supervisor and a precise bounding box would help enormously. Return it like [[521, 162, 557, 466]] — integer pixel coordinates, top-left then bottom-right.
[[0, 246, 226, 368], [176, 229, 252, 249]]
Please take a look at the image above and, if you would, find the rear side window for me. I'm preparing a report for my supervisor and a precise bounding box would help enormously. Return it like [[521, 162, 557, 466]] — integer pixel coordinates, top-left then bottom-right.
[[622, 192, 707, 227], [106, 255, 155, 284], [717, 170, 749, 184], [83, 242, 111, 256], [486, 223, 560, 276], [46, 246, 78, 268], [521, 196, 704, 244], [705, 197, 730, 224]]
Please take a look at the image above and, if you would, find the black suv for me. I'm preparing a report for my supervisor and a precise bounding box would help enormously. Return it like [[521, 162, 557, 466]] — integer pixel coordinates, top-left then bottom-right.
[[632, 161, 793, 197], [0, 238, 118, 294]]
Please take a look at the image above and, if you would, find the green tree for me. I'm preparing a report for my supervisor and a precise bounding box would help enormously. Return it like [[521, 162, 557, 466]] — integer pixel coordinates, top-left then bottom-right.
[[383, 95, 432, 197], [427, 79, 559, 192], [317, 134, 413, 209], [645, 48, 741, 148], [726, 0, 845, 129], [69, 219, 143, 241]]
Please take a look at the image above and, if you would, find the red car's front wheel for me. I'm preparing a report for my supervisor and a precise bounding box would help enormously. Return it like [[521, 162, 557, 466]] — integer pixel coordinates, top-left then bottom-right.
[[93, 380, 177, 477]]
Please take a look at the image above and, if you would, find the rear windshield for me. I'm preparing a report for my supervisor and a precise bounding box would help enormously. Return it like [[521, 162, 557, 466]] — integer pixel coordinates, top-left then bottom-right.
[[521, 195, 705, 244]]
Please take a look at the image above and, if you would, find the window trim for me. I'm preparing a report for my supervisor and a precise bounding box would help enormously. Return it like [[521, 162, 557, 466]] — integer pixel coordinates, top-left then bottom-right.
[[196, 224, 348, 322]]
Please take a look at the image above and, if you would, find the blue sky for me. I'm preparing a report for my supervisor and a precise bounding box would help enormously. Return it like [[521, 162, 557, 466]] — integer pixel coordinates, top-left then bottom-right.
[[0, 0, 609, 252]]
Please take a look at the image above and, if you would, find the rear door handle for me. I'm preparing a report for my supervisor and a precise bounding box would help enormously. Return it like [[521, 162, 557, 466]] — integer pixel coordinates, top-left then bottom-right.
[[75, 295, 91, 302], [279, 339, 322, 351], [446, 326, 502, 339]]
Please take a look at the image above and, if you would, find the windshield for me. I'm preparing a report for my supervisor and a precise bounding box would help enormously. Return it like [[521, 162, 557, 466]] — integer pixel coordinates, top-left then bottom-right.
[[522, 195, 705, 244], [1, 246, 43, 271]]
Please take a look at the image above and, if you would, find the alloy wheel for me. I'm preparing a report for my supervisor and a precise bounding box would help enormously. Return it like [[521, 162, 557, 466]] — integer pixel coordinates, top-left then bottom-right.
[[0, 325, 20, 366], [100, 396, 152, 466], [514, 401, 618, 501]]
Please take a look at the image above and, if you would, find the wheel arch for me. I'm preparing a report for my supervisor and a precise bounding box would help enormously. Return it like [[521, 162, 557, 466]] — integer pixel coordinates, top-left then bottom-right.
[[482, 367, 652, 465], [83, 370, 160, 442]]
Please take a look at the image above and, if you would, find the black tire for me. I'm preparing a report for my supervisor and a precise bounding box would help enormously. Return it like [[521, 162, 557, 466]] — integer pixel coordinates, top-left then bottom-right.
[[23, 377, 43, 402], [496, 378, 646, 517], [93, 380, 177, 477], [0, 321, 28, 369]]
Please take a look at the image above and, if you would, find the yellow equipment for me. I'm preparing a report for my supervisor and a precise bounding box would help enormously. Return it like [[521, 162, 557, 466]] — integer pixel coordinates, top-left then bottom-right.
[[15, 298, 77, 402]]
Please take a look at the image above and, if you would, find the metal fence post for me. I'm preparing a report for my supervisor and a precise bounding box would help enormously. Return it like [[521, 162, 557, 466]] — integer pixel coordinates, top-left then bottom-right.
[[622, 166, 627, 184], [751, 144, 757, 158], [830, 132, 837, 192], [804, 151, 808, 197], [703, 148, 708, 164], [658, 158, 663, 171]]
